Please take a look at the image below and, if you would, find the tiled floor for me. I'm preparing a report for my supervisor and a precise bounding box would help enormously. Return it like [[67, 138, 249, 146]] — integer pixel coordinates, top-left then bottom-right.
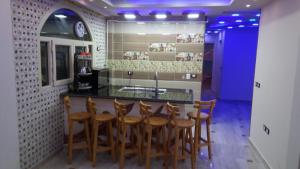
[[38, 90, 269, 169]]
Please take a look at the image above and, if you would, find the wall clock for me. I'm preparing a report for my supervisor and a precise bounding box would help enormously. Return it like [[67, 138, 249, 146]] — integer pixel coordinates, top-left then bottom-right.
[[74, 21, 85, 38]]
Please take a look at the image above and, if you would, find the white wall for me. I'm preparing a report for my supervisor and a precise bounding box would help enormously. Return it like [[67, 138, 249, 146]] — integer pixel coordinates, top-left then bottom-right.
[[250, 0, 300, 169], [0, 0, 20, 169]]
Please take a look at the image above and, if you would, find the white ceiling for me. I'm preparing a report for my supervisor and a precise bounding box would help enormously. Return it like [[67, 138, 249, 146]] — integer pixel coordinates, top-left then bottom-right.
[[72, 0, 273, 16]]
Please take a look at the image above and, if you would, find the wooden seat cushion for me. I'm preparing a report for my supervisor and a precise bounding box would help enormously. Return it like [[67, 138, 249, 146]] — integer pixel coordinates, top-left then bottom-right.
[[118, 115, 142, 124], [145, 116, 168, 127], [171, 119, 194, 128], [187, 112, 209, 120], [94, 113, 115, 122]]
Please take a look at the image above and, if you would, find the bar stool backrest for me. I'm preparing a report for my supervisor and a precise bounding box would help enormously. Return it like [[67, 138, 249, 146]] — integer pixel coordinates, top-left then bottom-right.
[[114, 99, 134, 123], [194, 100, 216, 118], [166, 102, 180, 125], [87, 97, 97, 118], [139, 101, 153, 125], [64, 96, 71, 116]]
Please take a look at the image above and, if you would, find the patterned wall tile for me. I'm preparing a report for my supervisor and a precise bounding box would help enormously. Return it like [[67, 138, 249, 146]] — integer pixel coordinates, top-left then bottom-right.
[[10, 0, 106, 169]]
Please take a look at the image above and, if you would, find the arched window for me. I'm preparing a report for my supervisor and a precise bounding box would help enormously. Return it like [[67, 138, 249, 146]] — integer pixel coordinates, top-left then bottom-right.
[[39, 8, 93, 87], [40, 8, 92, 41]]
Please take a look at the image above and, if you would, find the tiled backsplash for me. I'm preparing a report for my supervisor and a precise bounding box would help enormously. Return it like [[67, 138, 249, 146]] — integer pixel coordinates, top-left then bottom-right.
[[107, 21, 205, 81]]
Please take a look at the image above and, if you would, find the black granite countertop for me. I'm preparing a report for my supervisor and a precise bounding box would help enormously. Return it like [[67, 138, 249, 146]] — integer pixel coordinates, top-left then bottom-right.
[[61, 85, 193, 104]]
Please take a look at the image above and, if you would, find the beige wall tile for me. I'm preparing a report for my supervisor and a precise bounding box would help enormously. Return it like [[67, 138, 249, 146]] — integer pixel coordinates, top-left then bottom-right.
[[176, 44, 203, 53], [146, 34, 176, 43], [123, 43, 148, 51], [123, 33, 147, 43], [149, 53, 175, 61]]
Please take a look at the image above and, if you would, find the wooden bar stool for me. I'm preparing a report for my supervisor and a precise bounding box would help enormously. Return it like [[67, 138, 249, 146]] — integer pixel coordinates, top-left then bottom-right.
[[87, 97, 116, 167], [63, 96, 92, 164], [139, 101, 168, 169], [187, 100, 216, 160], [166, 102, 195, 169], [114, 99, 142, 169]]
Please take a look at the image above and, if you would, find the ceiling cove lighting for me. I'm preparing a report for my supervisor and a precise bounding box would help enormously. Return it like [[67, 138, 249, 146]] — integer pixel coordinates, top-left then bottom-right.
[[235, 19, 242, 23], [219, 21, 225, 24], [232, 13, 240, 17], [124, 14, 136, 19], [187, 13, 199, 19], [249, 18, 256, 22], [156, 14, 167, 19], [54, 14, 67, 19], [238, 25, 245, 28]]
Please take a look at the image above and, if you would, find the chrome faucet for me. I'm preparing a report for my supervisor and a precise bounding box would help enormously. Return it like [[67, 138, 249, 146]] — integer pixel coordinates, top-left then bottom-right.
[[154, 71, 158, 94]]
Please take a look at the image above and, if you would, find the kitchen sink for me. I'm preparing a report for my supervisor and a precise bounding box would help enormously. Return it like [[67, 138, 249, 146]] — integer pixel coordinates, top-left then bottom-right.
[[118, 86, 167, 94]]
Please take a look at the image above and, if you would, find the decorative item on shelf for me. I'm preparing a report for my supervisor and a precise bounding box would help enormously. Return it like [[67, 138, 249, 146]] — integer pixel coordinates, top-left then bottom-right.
[[74, 52, 93, 91]]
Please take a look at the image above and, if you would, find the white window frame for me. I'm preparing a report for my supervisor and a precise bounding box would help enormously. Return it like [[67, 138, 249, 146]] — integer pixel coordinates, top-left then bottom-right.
[[38, 36, 93, 87], [38, 38, 53, 89]]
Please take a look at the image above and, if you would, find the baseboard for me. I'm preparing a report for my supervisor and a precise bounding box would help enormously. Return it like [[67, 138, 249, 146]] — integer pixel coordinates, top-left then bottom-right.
[[248, 137, 272, 169]]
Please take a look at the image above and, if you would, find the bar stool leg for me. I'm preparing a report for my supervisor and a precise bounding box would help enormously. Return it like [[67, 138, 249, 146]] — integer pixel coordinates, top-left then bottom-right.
[[156, 127, 161, 159], [162, 126, 168, 169], [182, 129, 186, 160], [173, 127, 180, 169], [109, 121, 116, 161], [84, 120, 92, 160], [194, 121, 199, 160], [188, 128, 195, 169], [206, 119, 212, 160], [68, 120, 74, 164], [92, 121, 99, 167], [146, 125, 152, 169], [119, 124, 127, 169], [136, 124, 142, 164]]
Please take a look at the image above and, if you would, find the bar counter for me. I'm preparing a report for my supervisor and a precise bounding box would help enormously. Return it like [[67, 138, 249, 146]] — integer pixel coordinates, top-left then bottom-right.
[[61, 85, 194, 104]]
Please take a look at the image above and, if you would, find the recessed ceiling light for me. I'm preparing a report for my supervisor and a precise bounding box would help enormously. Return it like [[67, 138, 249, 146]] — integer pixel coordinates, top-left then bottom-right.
[[253, 23, 259, 26], [246, 4, 251, 8], [124, 14, 136, 19], [256, 13, 261, 17], [238, 25, 245, 28], [219, 21, 225, 24], [187, 13, 199, 19], [214, 31, 219, 34], [249, 18, 256, 22], [104, 6, 107, 9], [156, 14, 167, 19], [232, 13, 240, 17], [207, 31, 211, 33], [235, 19, 242, 23], [54, 14, 67, 19], [227, 26, 233, 29]]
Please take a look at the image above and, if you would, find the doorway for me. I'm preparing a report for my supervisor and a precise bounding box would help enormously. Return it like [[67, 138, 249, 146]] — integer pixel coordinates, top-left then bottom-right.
[[201, 43, 215, 100]]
